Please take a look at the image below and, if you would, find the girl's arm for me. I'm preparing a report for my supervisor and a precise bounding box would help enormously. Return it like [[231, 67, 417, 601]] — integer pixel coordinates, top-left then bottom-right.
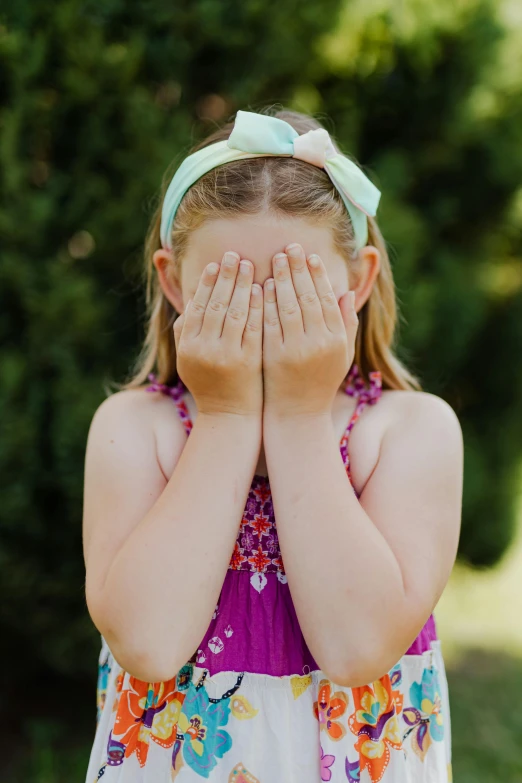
[[263, 394, 462, 687], [84, 254, 263, 683], [262, 243, 463, 687]]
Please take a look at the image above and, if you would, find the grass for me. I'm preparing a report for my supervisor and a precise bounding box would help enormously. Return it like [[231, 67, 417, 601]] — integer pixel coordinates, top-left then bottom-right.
[[437, 521, 522, 661], [447, 650, 522, 782], [5, 720, 91, 783]]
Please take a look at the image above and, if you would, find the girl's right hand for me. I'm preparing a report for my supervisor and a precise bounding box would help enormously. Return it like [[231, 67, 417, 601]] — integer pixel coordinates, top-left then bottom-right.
[[173, 251, 263, 418]]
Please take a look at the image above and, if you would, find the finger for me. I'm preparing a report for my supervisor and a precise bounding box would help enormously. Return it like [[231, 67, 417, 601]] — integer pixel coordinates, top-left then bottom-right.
[[263, 278, 282, 344], [242, 283, 263, 349], [272, 252, 303, 339], [339, 290, 359, 339], [307, 254, 345, 333], [173, 309, 186, 353], [201, 251, 241, 337], [221, 259, 254, 342], [285, 243, 324, 331], [183, 263, 220, 338]]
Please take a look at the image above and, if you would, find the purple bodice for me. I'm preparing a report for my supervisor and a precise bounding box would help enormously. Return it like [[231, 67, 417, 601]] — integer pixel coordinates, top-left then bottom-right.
[[146, 365, 438, 677]]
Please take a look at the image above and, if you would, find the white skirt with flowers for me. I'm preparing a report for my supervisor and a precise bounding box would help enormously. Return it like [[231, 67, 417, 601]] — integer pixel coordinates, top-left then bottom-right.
[[86, 638, 452, 783]]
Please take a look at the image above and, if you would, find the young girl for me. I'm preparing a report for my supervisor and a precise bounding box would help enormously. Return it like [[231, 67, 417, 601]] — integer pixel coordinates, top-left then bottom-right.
[[83, 109, 463, 783]]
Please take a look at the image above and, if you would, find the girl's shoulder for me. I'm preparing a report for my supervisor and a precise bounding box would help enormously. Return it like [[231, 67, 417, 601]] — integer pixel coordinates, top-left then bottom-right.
[[343, 382, 459, 430], [376, 389, 463, 466], [88, 385, 188, 478], [347, 385, 461, 456], [347, 386, 462, 497], [92, 383, 184, 427], [380, 388, 460, 424]]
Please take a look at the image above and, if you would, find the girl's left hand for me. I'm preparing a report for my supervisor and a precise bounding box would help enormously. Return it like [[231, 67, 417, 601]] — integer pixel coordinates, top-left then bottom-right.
[[263, 243, 358, 418]]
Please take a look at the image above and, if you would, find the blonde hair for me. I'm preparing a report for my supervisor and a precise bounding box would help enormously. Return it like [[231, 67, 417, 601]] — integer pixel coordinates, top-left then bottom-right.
[[120, 108, 421, 393]]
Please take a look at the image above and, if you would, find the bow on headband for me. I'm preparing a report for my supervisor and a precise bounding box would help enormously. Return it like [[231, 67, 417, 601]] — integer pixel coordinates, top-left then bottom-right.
[[160, 110, 381, 250]]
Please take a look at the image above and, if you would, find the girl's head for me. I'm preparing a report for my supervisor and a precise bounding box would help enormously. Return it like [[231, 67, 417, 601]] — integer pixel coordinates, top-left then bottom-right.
[[124, 108, 420, 392]]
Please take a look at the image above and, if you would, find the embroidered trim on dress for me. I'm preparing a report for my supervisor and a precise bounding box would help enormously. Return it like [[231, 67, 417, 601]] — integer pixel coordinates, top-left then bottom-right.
[[146, 373, 192, 435], [341, 364, 382, 486]]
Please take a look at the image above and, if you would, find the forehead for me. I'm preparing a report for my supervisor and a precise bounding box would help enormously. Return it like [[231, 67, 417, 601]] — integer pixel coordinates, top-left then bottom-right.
[[180, 213, 347, 287]]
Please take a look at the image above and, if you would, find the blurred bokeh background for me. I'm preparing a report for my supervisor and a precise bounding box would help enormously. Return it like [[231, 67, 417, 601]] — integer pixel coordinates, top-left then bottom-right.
[[1, 0, 522, 780]]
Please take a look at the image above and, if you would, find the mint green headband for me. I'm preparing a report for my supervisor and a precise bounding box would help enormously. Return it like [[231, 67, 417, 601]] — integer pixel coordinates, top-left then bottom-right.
[[160, 110, 381, 251]]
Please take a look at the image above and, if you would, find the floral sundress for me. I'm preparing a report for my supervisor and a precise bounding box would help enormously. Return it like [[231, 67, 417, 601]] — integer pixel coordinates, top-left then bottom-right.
[[86, 364, 452, 783]]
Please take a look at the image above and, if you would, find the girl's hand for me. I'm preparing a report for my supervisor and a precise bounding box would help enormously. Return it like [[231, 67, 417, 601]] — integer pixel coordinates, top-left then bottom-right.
[[173, 252, 263, 417], [262, 243, 358, 418]]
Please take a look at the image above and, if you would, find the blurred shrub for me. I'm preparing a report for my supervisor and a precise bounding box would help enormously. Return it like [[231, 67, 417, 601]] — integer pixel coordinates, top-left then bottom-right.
[[1, 0, 522, 679]]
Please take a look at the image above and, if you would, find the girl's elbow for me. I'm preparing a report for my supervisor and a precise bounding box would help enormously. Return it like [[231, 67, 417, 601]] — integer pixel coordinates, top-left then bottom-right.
[[86, 596, 185, 683], [318, 644, 400, 688], [102, 625, 187, 683], [109, 640, 183, 684], [320, 659, 380, 689]]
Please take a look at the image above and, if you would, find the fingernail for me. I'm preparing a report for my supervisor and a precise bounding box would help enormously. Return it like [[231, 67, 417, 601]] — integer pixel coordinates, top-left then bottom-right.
[[274, 253, 287, 268], [207, 262, 219, 275], [308, 254, 320, 268], [224, 251, 239, 266], [239, 260, 252, 275], [286, 244, 301, 257], [350, 290, 356, 307], [266, 279, 275, 291], [251, 283, 262, 296]]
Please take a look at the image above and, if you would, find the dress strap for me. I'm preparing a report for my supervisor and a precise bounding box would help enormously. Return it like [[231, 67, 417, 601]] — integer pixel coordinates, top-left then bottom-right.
[[146, 366, 382, 479], [339, 364, 382, 488], [146, 373, 193, 436]]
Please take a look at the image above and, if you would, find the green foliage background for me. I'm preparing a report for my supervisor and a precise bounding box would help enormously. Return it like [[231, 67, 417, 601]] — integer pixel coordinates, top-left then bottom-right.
[[1, 0, 522, 779]]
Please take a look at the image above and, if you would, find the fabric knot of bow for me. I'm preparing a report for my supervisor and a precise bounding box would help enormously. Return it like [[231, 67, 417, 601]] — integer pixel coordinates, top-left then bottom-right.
[[291, 128, 337, 168]]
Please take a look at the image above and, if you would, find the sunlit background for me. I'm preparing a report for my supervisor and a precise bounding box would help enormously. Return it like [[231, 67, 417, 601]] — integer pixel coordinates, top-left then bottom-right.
[[1, 0, 522, 780]]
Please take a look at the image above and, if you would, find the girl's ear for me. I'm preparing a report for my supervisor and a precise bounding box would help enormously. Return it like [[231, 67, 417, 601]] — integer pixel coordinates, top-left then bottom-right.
[[152, 248, 184, 314], [351, 245, 381, 310]]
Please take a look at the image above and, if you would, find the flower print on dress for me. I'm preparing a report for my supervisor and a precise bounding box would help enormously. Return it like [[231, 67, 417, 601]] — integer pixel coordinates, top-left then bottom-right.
[[348, 676, 402, 783], [244, 496, 258, 517], [389, 664, 401, 691], [114, 671, 124, 698], [252, 478, 271, 505], [173, 673, 255, 778], [251, 513, 271, 539], [111, 678, 184, 767], [176, 682, 233, 778], [320, 746, 336, 781], [177, 665, 194, 692], [345, 755, 361, 782], [403, 667, 444, 762], [106, 731, 126, 767], [108, 670, 125, 722], [229, 543, 247, 571], [265, 533, 279, 555], [388, 663, 404, 714], [241, 531, 255, 551], [96, 648, 112, 723], [230, 694, 258, 720], [229, 480, 285, 580], [228, 763, 260, 782], [247, 545, 272, 572], [313, 680, 349, 741], [290, 674, 312, 700]]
